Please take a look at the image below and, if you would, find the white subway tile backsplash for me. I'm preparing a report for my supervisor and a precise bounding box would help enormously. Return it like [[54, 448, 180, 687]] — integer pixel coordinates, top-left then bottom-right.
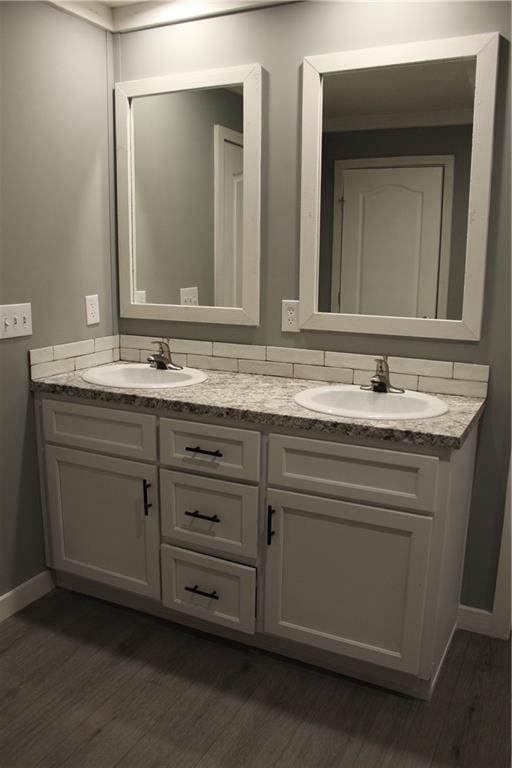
[[267, 346, 324, 366], [29, 346, 53, 365], [388, 357, 453, 378], [28, 333, 489, 399], [213, 342, 265, 360], [168, 353, 187, 368], [94, 335, 118, 352], [187, 354, 238, 372], [53, 339, 94, 360], [119, 348, 140, 362], [120, 334, 153, 349], [75, 349, 114, 370], [170, 339, 212, 355], [325, 352, 376, 370], [453, 363, 490, 382], [419, 377, 487, 398], [294, 364, 353, 384], [239, 360, 293, 377], [31, 358, 75, 380]]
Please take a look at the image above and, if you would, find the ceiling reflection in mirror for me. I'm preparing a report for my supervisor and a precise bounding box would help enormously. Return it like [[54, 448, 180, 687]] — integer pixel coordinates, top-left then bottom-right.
[[132, 86, 243, 308], [318, 58, 476, 320]]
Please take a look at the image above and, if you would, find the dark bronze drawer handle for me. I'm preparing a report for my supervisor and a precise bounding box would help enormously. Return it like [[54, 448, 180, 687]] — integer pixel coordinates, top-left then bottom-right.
[[184, 510, 221, 523], [185, 446, 223, 459], [184, 585, 219, 600]]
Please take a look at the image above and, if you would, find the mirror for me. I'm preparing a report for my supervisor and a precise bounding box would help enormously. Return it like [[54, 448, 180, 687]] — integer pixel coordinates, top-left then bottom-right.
[[116, 65, 261, 325], [299, 34, 499, 340]]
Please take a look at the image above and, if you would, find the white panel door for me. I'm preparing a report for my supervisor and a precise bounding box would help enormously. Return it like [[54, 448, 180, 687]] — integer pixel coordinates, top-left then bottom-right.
[[45, 445, 160, 598], [264, 489, 432, 674], [214, 125, 243, 307], [337, 164, 444, 318]]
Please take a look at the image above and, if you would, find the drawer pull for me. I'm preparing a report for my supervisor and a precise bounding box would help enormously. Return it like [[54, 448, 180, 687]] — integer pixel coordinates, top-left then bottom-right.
[[267, 505, 276, 545], [142, 480, 152, 517], [185, 446, 223, 459], [184, 510, 221, 523], [184, 584, 219, 600]]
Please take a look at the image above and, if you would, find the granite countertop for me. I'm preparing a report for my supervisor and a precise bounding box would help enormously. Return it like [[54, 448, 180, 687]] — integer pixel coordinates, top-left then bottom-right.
[[30, 364, 485, 450]]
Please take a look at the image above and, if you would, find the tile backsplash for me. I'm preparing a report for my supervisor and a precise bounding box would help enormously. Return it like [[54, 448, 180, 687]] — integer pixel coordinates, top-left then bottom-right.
[[30, 336, 119, 380], [29, 334, 490, 398]]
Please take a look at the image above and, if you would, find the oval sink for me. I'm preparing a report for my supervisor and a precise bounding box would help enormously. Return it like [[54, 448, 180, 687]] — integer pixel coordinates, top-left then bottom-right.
[[81, 363, 207, 390], [295, 384, 448, 421]]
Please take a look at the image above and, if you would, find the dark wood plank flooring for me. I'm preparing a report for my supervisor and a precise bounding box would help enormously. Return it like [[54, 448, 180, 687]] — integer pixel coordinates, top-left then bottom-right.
[[0, 589, 509, 768]]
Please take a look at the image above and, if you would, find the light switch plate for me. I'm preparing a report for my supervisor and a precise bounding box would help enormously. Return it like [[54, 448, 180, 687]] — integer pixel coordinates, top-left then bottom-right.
[[180, 287, 199, 305], [0, 303, 32, 340], [85, 294, 100, 325]]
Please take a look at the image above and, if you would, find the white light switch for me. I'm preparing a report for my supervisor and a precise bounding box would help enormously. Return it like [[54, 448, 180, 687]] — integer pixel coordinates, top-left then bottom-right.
[[0, 303, 32, 340], [85, 294, 100, 325]]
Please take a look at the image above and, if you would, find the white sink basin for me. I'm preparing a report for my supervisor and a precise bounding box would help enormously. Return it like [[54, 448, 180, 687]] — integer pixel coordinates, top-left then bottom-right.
[[295, 384, 448, 421], [81, 363, 207, 390]]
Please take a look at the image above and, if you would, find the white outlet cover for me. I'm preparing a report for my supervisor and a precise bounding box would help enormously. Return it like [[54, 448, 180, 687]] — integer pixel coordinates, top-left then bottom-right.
[[281, 299, 300, 332], [85, 294, 100, 326], [180, 286, 199, 306], [134, 290, 147, 303]]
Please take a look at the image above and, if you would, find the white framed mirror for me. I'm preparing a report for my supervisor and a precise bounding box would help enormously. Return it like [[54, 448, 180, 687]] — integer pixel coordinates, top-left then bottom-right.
[[115, 64, 262, 325], [299, 33, 499, 340]]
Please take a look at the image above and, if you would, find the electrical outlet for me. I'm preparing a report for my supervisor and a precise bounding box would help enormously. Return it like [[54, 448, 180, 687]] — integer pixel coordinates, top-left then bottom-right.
[[0, 303, 32, 340], [85, 294, 100, 326], [134, 290, 146, 303], [180, 287, 199, 306], [281, 299, 300, 332]]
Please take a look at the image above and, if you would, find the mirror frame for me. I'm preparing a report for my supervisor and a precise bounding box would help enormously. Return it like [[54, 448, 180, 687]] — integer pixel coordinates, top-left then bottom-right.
[[115, 64, 262, 325], [298, 33, 499, 340]]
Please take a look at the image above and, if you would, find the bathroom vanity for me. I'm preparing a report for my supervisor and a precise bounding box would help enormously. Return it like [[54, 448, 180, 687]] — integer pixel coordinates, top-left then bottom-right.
[[31, 367, 485, 698]]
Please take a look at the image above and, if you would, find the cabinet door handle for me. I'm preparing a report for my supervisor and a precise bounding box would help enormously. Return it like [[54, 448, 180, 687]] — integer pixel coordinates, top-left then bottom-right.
[[142, 479, 152, 516], [185, 446, 223, 459], [267, 505, 275, 545], [184, 584, 219, 600], [184, 510, 221, 523]]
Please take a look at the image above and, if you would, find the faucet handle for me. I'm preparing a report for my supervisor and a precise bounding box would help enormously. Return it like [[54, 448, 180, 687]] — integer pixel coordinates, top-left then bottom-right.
[[151, 339, 170, 356]]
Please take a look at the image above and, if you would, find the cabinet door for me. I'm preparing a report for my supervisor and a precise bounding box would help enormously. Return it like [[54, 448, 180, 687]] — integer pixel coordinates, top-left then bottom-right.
[[45, 445, 160, 599], [264, 489, 431, 674]]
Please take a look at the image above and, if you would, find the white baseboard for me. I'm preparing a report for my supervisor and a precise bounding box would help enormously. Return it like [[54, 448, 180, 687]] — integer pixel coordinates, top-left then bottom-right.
[[457, 604, 511, 640], [0, 571, 55, 623]]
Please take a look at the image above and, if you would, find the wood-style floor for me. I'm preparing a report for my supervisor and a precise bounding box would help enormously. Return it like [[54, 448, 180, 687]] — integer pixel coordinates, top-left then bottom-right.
[[0, 589, 509, 768]]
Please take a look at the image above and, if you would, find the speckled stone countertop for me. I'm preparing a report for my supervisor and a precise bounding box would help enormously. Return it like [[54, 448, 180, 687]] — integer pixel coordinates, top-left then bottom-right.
[[30, 365, 485, 450]]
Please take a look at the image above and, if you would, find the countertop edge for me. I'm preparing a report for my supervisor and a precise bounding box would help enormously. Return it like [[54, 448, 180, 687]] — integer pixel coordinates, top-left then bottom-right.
[[30, 377, 486, 451]]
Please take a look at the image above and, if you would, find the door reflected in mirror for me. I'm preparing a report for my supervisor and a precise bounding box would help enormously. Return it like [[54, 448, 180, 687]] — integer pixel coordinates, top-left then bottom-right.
[[132, 86, 244, 308], [318, 58, 476, 320]]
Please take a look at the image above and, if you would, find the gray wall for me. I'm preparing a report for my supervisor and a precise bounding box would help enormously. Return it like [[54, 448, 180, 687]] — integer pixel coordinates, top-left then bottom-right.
[[0, 2, 114, 596], [115, 1, 510, 611], [318, 125, 472, 318]]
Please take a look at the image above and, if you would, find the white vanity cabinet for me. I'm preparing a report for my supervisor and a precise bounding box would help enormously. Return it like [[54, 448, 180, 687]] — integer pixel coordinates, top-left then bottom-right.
[[264, 489, 431, 674], [45, 445, 160, 599], [36, 395, 478, 697]]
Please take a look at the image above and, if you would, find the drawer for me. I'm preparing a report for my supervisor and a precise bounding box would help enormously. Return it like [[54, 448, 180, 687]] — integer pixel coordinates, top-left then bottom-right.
[[161, 544, 256, 634], [42, 400, 156, 461], [160, 470, 259, 559], [160, 418, 260, 482], [268, 434, 438, 514]]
